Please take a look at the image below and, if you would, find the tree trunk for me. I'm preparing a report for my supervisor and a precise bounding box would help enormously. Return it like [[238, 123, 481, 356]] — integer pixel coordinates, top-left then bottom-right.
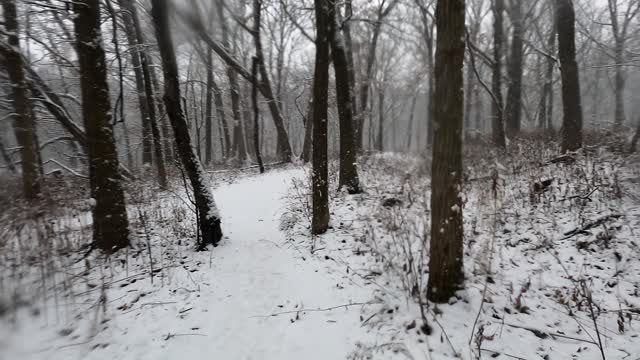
[[73, 0, 129, 253], [211, 76, 231, 158], [252, 0, 293, 161], [505, 0, 524, 137], [329, 0, 361, 193], [538, 9, 556, 131], [427, 0, 465, 303], [613, 41, 626, 129], [301, 98, 313, 163], [205, 48, 214, 164], [118, 0, 167, 186], [252, 58, 265, 173], [311, 0, 331, 235], [1, 0, 42, 200], [151, 0, 223, 249], [357, 22, 382, 152], [377, 89, 384, 152], [556, 0, 582, 152], [491, 0, 506, 149]]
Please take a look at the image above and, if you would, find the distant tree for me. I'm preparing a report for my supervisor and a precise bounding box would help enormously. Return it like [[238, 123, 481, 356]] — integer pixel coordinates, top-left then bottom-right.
[[117, 0, 167, 186], [73, 0, 129, 252], [329, 0, 361, 194], [151, 0, 223, 249], [505, 0, 524, 137], [311, 0, 331, 235], [0, 0, 42, 201], [556, 0, 583, 152], [427, 0, 465, 303], [606, 0, 640, 129], [491, 0, 506, 149]]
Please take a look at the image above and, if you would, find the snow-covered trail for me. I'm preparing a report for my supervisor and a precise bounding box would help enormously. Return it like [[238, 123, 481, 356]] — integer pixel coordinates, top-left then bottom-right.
[[2, 169, 370, 360]]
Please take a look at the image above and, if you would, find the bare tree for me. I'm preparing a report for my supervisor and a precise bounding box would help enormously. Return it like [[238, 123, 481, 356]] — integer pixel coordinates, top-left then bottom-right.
[[505, 0, 524, 137], [1, 0, 42, 200], [556, 0, 583, 152], [491, 0, 507, 149], [151, 0, 223, 249], [73, 0, 129, 252], [330, 0, 361, 194], [606, 0, 640, 129], [427, 0, 465, 303], [311, 0, 331, 235]]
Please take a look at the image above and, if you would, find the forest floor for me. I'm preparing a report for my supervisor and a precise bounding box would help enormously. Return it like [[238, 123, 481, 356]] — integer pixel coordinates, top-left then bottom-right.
[[2, 144, 640, 360]]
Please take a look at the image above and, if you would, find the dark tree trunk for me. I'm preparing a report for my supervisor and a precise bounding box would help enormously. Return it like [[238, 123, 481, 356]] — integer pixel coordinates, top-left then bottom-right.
[[73, 0, 129, 253], [329, 0, 360, 193], [491, 0, 506, 149], [341, 0, 358, 140], [556, 0, 582, 152], [151, 0, 223, 249], [311, 0, 331, 235], [427, 0, 465, 303], [505, 0, 524, 137], [1, 0, 42, 200], [252, 58, 265, 173], [118, 0, 167, 186]]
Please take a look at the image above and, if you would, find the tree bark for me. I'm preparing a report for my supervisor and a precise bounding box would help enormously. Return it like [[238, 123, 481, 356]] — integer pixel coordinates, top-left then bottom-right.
[[329, 0, 361, 193], [205, 48, 214, 164], [1, 0, 42, 200], [252, 58, 265, 173], [427, 0, 465, 303], [151, 0, 223, 249], [505, 0, 524, 137], [491, 0, 507, 149], [211, 76, 231, 158], [73, 0, 129, 253], [118, 0, 167, 186], [311, 0, 331, 235], [301, 98, 313, 163], [556, 0, 583, 152]]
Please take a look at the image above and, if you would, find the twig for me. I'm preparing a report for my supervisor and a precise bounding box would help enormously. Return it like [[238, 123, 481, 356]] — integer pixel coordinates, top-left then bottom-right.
[[251, 301, 378, 318]]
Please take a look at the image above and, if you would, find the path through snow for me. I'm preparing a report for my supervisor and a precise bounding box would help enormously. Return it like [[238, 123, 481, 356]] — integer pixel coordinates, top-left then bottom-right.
[[1, 169, 372, 360]]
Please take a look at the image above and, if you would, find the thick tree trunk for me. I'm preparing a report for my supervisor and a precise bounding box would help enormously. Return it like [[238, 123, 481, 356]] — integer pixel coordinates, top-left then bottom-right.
[[505, 0, 524, 137], [311, 0, 331, 235], [491, 0, 507, 149], [151, 0, 223, 249], [73, 0, 129, 253], [119, 0, 167, 186], [1, 0, 42, 200], [329, 0, 361, 193], [556, 0, 582, 152], [357, 23, 382, 152], [341, 1, 358, 138], [427, 0, 465, 303]]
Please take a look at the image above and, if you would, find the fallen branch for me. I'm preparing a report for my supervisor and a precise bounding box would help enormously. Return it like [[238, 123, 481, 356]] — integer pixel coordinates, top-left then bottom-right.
[[251, 301, 379, 318]]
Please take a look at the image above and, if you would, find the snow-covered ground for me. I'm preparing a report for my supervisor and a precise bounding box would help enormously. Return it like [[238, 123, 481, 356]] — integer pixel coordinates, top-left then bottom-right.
[[2, 148, 640, 360], [0, 168, 374, 360]]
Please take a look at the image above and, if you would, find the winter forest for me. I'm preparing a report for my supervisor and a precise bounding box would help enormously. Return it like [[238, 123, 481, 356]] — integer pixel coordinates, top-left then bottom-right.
[[1, 0, 640, 358]]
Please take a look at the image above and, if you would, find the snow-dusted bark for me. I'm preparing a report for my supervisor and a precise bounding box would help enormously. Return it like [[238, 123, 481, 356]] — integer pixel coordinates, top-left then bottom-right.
[[428, 0, 465, 303], [311, 0, 331, 235], [151, 0, 222, 249], [73, 0, 129, 253], [329, 0, 360, 194]]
